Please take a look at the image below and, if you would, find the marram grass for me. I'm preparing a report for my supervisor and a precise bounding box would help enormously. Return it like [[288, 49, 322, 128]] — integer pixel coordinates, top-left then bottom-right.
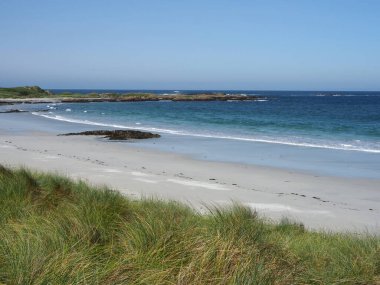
[[0, 165, 379, 284]]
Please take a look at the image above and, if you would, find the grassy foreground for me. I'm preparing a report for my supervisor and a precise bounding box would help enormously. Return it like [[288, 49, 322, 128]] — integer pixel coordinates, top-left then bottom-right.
[[0, 166, 379, 284]]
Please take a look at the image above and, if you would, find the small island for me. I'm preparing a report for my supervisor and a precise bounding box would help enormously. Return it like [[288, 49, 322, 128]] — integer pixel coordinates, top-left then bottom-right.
[[0, 86, 263, 104]]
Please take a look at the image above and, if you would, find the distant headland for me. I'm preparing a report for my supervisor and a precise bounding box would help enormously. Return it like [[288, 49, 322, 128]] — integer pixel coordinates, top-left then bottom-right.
[[0, 86, 261, 104]]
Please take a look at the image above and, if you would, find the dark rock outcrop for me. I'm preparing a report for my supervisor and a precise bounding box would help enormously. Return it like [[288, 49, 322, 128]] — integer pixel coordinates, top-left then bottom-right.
[[59, 130, 160, 140], [0, 109, 27, 113]]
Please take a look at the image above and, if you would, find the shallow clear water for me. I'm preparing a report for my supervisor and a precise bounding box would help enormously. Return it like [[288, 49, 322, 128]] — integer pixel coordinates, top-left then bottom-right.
[[9, 90, 378, 178], [34, 90, 380, 153]]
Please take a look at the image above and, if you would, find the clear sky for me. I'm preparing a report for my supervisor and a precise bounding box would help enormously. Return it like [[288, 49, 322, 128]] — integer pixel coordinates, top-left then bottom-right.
[[1, 0, 379, 90]]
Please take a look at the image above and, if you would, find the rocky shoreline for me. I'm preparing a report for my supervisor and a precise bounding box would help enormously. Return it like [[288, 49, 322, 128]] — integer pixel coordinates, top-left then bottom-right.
[[0, 86, 263, 104]]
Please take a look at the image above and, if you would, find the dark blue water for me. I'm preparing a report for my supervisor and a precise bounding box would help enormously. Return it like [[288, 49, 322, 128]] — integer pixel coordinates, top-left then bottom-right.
[[35, 90, 380, 153]]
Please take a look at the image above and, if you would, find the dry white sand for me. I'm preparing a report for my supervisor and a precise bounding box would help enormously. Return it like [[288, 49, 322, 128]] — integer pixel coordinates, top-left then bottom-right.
[[1, 130, 379, 233]]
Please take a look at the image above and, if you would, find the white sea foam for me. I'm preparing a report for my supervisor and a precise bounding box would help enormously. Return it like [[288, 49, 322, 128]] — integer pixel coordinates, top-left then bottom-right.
[[341, 144, 353, 147], [31, 112, 380, 153], [315, 94, 365, 97]]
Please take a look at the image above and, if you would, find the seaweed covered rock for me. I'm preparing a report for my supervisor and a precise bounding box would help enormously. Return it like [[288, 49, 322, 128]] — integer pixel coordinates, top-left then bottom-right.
[[59, 130, 160, 140], [0, 109, 28, 113]]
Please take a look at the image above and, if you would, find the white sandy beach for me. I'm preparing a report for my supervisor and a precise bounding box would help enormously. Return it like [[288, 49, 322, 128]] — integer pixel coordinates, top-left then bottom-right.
[[0, 112, 379, 233]]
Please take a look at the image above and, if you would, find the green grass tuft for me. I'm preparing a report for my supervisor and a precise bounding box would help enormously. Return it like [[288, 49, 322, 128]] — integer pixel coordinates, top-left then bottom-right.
[[0, 165, 379, 284]]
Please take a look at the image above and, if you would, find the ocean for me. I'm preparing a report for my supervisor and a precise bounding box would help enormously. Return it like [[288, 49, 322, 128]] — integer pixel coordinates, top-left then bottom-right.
[[24, 90, 380, 178]]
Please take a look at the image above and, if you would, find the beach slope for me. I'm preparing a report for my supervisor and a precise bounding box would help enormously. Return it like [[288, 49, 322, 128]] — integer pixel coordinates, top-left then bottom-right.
[[0, 112, 379, 233]]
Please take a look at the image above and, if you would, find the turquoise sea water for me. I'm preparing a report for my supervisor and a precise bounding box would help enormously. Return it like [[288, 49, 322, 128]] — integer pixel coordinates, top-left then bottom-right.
[[36, 90, 380, 153], [12, 90, 380, 178]]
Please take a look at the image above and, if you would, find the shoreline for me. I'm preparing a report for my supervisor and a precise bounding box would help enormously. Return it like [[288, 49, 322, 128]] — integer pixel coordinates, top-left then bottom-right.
[[28, 110, 380, 179], [1, 113, 379, 233], [2, 103, 377, 179]]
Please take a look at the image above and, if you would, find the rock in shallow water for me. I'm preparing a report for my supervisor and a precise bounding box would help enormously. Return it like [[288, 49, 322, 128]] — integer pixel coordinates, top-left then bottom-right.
[[58, 130, 160, 140], [0, 109, 28, 113]]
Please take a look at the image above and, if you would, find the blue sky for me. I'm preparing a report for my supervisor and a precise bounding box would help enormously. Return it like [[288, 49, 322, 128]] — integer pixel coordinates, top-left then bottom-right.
[[1, 0, 379, 90]]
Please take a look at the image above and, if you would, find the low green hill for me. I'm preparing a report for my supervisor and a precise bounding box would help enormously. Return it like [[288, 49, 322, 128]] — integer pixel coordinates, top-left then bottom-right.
[[0, 86, 51, 98]]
